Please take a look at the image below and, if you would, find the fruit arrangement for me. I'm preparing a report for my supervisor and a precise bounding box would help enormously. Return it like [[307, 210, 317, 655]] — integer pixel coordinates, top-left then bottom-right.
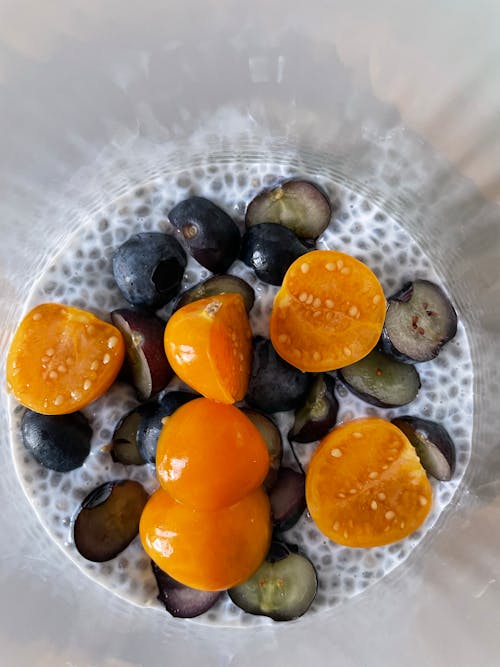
[[6, 181, 460, 622]]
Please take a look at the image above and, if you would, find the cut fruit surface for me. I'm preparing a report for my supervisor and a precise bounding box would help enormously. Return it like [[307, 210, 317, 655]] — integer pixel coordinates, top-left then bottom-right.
[[164, 293, 251, 403], [140, 486, 271, 591], [270, 250, 385, 372], [306, 418, 432, 548], [7, 303, 125, 415]]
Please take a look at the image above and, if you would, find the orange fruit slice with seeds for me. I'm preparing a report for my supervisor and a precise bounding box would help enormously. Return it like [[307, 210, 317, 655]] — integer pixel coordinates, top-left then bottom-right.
[[306, 417, 432, 548], [270, 250, 386, 371], [6, 303, 124, 415]]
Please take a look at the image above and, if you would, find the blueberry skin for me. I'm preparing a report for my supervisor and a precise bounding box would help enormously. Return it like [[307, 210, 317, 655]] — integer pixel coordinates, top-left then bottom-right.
[[245, 337, 312, 413], [21, 410, 92, 472], [168, 197, 241, 273], [112, 232, 187, 309], [240, 223, 308, 285]]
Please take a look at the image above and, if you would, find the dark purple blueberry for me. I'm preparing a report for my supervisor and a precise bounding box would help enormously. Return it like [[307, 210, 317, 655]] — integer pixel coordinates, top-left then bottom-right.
[[269, 467, 306, 532], [338, 348, 421, 408], [174, 274, 255, 313], [240, 224, 309, 285], [240, 409, 283, 491], [73, 480, 148, 562], [110, 408, 145, 466], [392, 416, 456, 481], [228, 542, 317, 621], [290, 374, 338, 443], [382, 280, 458, 363], [137, 390, 198, 463], [21, 410, 91, 472], [245, 337, 312, 413], [245, 180, 331, 239], [151, 562, 221, 618], [168, 197, 240, 273], [112, 232, 186, 309]]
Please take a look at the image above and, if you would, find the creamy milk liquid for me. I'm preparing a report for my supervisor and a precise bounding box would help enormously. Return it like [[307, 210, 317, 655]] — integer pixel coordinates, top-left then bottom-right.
[[7, 159, 473, 627]]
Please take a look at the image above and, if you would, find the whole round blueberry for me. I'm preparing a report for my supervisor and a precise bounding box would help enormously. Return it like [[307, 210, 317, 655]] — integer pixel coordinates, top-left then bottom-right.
[[112, 232, 187, 309], [245, 337, 312, 413], [21, 409, 92, 472], [169, 197, 241, 273], [240, 223, 308, 285]]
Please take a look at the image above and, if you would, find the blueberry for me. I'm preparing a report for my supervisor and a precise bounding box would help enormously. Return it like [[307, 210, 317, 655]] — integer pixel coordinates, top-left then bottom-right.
[[168, 197, 241, 273], [382, 280, 458, 363], [240, 223, 309, 285], [112, 233, 187, 309], [21, 410, 91, 472], [111, 308, 173, 400], [245, 337, 312, 413], [151, 562, 221, 618], [73, 480, 148, 562], [245, 180, 331, 239]]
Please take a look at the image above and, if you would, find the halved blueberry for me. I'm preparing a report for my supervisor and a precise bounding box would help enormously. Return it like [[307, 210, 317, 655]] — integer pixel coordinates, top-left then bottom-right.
[[338, 348, 421, 408], [110, 308, 172, 400], [245, 180, 331, 239], [151, 562, 221, 618], [73, 480, 148, 562], [290, 374, 338, 443], [382, 280, 458, 363], [228, 542, 317, 621], [392, 416, 456, 481]]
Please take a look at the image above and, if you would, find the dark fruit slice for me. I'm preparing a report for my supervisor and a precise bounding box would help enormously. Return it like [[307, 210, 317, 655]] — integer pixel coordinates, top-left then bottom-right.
[[382, 280, 458, 363], [151, 562, 221, 618], [290, 374, 338, 443], [241, 409, 283, 491], [21, 409, 91, 472], [110, 408, 145, 466], [112, 233, 187, 309], [137, 391, 198, 463], [228, 542, 317, 621], [168, 197, 241, 273], [245, 337, 311, 413], [73, 480, 148, 562], [269, 467, 306, 531], [174, 275, 255, 314], [392, 416, 456, 481], [240, 224, 309, 286], [110, 309, 172, 400], [245, 180, 331, 239], [338, 348, 421, 408]]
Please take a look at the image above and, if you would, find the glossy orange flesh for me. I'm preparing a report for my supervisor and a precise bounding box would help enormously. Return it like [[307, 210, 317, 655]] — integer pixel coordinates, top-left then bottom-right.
[[6, 303, 125, 414], [306, 418, 432, 547], [270, 250, 386, 371]]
